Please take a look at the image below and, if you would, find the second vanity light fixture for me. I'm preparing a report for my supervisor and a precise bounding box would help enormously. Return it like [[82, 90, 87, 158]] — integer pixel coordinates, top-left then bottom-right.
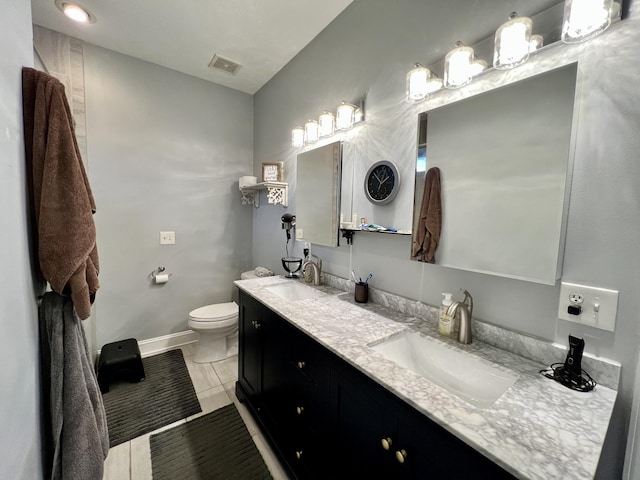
[[405, 0, 620, 102], [291, 101, 363, 147]]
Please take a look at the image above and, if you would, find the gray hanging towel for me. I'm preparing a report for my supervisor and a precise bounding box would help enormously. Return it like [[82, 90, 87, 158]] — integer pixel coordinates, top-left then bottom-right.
[[412, 167, 442, 263], [39, 292, 109, 480]]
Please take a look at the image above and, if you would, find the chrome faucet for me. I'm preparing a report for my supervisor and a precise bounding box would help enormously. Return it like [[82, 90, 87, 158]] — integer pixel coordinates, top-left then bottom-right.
[[302, 254, 322, 286], [447, 289, 473, 344]]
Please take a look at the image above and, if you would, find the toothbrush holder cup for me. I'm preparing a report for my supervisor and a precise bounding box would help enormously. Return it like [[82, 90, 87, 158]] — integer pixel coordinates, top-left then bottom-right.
[[355, 283, 369, 303]]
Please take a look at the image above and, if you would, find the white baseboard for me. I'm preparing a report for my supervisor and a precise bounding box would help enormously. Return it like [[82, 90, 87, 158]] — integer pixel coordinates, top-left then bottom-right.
[[136, 330, 198, 357]]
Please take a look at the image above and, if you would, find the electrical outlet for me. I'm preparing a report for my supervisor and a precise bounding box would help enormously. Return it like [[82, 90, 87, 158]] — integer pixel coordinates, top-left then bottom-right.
[[558, 282, 618, 331], [569, 293, 583, 304], [160, 231, 175, 245], [296, 229, 304, 239]]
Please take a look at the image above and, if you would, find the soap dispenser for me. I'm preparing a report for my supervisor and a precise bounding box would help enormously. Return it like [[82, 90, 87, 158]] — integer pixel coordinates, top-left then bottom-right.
[[439, 293, 455, 337]]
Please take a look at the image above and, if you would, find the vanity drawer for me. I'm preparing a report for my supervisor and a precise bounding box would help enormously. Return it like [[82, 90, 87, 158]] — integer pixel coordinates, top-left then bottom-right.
[[288, 329, 331, 389]]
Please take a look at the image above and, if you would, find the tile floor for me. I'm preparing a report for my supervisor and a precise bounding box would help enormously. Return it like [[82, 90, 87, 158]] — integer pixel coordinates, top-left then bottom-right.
[[103, 344, 289, 479]]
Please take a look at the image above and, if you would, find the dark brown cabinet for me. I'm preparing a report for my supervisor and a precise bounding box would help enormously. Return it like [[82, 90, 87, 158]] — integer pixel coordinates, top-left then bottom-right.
[[236, 289, 515, 480]]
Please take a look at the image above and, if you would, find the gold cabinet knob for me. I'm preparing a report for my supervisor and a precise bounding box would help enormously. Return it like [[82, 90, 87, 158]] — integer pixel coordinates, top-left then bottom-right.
[[297, 361, 305, 369], [296, 406, 304, 415], [295, 450, 303, 460], [396, 449, 408, 464], [381, 437, 393, 450]]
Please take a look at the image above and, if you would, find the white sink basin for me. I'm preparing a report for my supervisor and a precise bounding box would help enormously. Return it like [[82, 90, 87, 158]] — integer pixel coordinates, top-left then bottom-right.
[[266, 282, 325, 301], [369, 331, 517, 409]]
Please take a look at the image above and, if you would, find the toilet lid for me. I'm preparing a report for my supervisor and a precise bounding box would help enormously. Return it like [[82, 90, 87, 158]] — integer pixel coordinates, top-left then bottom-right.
[[189, 302, 238, 321]]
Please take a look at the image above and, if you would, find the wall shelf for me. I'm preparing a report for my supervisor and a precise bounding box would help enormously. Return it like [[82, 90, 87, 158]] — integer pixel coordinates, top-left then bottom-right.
[[340, 228, 411, 245], [240, 182, 288, 208]]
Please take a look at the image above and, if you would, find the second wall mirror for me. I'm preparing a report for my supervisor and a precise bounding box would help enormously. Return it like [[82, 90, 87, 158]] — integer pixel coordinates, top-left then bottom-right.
[[411, 64, 578, 285]]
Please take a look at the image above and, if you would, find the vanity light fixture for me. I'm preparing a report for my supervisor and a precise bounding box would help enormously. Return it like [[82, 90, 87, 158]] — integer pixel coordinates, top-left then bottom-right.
[[291, 126, 304, 147], [318, 111, 335, 137], [336, 102, 356, 130], [561, 0, 614, 43], [444, 41, 475, 89], [290, 100, 364, 146], [54, 0, 96, 23], [406, 64, 431, 103], [493, 12, 533, 70], [304, 120, 319, 144]]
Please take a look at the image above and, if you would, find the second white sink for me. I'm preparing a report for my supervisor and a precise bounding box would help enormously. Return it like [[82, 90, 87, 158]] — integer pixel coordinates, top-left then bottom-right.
[[266, 281, 325, 301], [369, 330, 517, 409]]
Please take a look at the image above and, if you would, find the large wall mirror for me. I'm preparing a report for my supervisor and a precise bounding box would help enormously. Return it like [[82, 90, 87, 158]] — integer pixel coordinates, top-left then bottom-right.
[[296, 140, 342, 247], [411, 64, 578, 285]]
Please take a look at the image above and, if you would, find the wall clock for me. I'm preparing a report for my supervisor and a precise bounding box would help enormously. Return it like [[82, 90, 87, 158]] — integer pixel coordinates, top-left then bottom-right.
[[364, 160, 400, 205]]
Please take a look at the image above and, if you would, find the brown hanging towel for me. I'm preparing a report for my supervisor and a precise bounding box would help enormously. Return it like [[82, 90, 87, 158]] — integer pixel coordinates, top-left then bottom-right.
[[22, 67, 99, 320], [412, 166, 442, 263]]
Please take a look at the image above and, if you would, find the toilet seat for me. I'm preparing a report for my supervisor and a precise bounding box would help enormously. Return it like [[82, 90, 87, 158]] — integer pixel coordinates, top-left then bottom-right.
[[188, 317, 237, 330], [189, 302, 237, 320]]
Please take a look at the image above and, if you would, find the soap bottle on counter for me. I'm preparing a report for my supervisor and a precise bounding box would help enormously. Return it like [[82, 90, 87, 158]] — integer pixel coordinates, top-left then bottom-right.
[[438, 293, 454, 337]]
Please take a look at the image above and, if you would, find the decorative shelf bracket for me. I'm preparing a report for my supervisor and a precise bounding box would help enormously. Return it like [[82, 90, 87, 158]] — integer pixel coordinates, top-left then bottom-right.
[[240, 182, 288, 208]]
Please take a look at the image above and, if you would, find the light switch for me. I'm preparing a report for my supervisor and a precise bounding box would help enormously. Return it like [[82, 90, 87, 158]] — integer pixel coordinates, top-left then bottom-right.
[[160, 231, 175, 245], [558, 282, 618, 331]]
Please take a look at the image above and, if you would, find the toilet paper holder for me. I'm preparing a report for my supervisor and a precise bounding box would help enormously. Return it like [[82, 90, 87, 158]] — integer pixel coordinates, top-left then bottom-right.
[[149, 266, 172, 282]]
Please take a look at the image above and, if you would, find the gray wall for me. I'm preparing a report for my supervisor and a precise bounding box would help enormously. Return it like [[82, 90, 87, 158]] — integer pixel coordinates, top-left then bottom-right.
[[83, 45, 254, 347], [253, 1, 640, 478], [0, 0, 44, 478]]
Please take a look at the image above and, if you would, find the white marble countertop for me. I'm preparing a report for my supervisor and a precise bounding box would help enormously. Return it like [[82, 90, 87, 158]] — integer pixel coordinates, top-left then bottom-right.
[[235, 276, 617, 480]]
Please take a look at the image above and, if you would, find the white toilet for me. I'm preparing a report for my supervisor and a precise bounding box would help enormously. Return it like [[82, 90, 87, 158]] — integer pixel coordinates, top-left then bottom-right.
[[188, 270, 257, 363]]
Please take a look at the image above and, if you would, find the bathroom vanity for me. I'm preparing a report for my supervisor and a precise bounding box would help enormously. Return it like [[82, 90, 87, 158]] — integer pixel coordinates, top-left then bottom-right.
[[235, 276, 617, 480]]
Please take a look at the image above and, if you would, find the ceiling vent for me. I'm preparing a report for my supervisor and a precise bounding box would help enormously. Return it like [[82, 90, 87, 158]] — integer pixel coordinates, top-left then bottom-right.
[[208, 54, 241, 75]]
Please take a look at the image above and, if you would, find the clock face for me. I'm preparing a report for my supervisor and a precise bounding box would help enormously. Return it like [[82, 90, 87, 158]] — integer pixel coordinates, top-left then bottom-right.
[[365, 161, 400, 205]]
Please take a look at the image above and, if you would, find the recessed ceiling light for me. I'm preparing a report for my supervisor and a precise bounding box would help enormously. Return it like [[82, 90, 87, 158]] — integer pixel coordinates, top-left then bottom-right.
[[54, 0, 96, 24]]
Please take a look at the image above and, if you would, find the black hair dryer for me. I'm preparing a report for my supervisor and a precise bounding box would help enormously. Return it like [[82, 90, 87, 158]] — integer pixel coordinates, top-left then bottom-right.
[[281, 213, 296, 241]]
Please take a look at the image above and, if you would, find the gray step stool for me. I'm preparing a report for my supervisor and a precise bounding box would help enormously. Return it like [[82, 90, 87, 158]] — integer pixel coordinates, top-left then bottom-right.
[[97, 338, 145, 394]]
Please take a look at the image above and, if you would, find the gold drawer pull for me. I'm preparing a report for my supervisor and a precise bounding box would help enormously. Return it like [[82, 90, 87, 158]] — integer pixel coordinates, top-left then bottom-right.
[[296, 406, 304, 415], [297, 361, 305, 369], [295, 450, 303, 460], [396, 449, 407, 464], [381, 437, 392, 450]]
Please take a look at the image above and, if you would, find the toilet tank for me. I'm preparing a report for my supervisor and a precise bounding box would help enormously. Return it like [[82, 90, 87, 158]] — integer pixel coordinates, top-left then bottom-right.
[[240, 270, 257, 280]]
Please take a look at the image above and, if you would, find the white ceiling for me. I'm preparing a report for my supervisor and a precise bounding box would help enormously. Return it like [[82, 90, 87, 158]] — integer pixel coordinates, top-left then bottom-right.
[[30, 0, 353, 94]]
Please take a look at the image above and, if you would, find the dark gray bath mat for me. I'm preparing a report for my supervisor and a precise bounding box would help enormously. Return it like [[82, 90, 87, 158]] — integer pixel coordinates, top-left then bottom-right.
[[150, 403, 272, 480], [102, 349, 201, 447]]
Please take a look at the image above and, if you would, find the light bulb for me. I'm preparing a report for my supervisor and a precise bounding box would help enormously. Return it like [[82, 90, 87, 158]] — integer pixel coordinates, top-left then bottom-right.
[[562, 0, 614, 43], [406, 64, 431, 103], [336, 102, 355, 130], [444, 42, 474, 89], [318, 111, 335, 137], [291, 127, 304, 147], [304, 120, 319, 144], [493, 13, 533, 70]]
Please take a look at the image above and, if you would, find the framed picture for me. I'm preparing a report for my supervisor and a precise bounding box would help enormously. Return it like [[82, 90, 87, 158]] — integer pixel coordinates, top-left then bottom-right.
[[262, 162, 283, 182]]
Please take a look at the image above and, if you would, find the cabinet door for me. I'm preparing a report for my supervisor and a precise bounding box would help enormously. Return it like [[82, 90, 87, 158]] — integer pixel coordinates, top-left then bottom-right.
[[238, 292, 263, 401], [332, 364, 398, 479], [260, 312, 293, 439], [398, 403, 516, 479]]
